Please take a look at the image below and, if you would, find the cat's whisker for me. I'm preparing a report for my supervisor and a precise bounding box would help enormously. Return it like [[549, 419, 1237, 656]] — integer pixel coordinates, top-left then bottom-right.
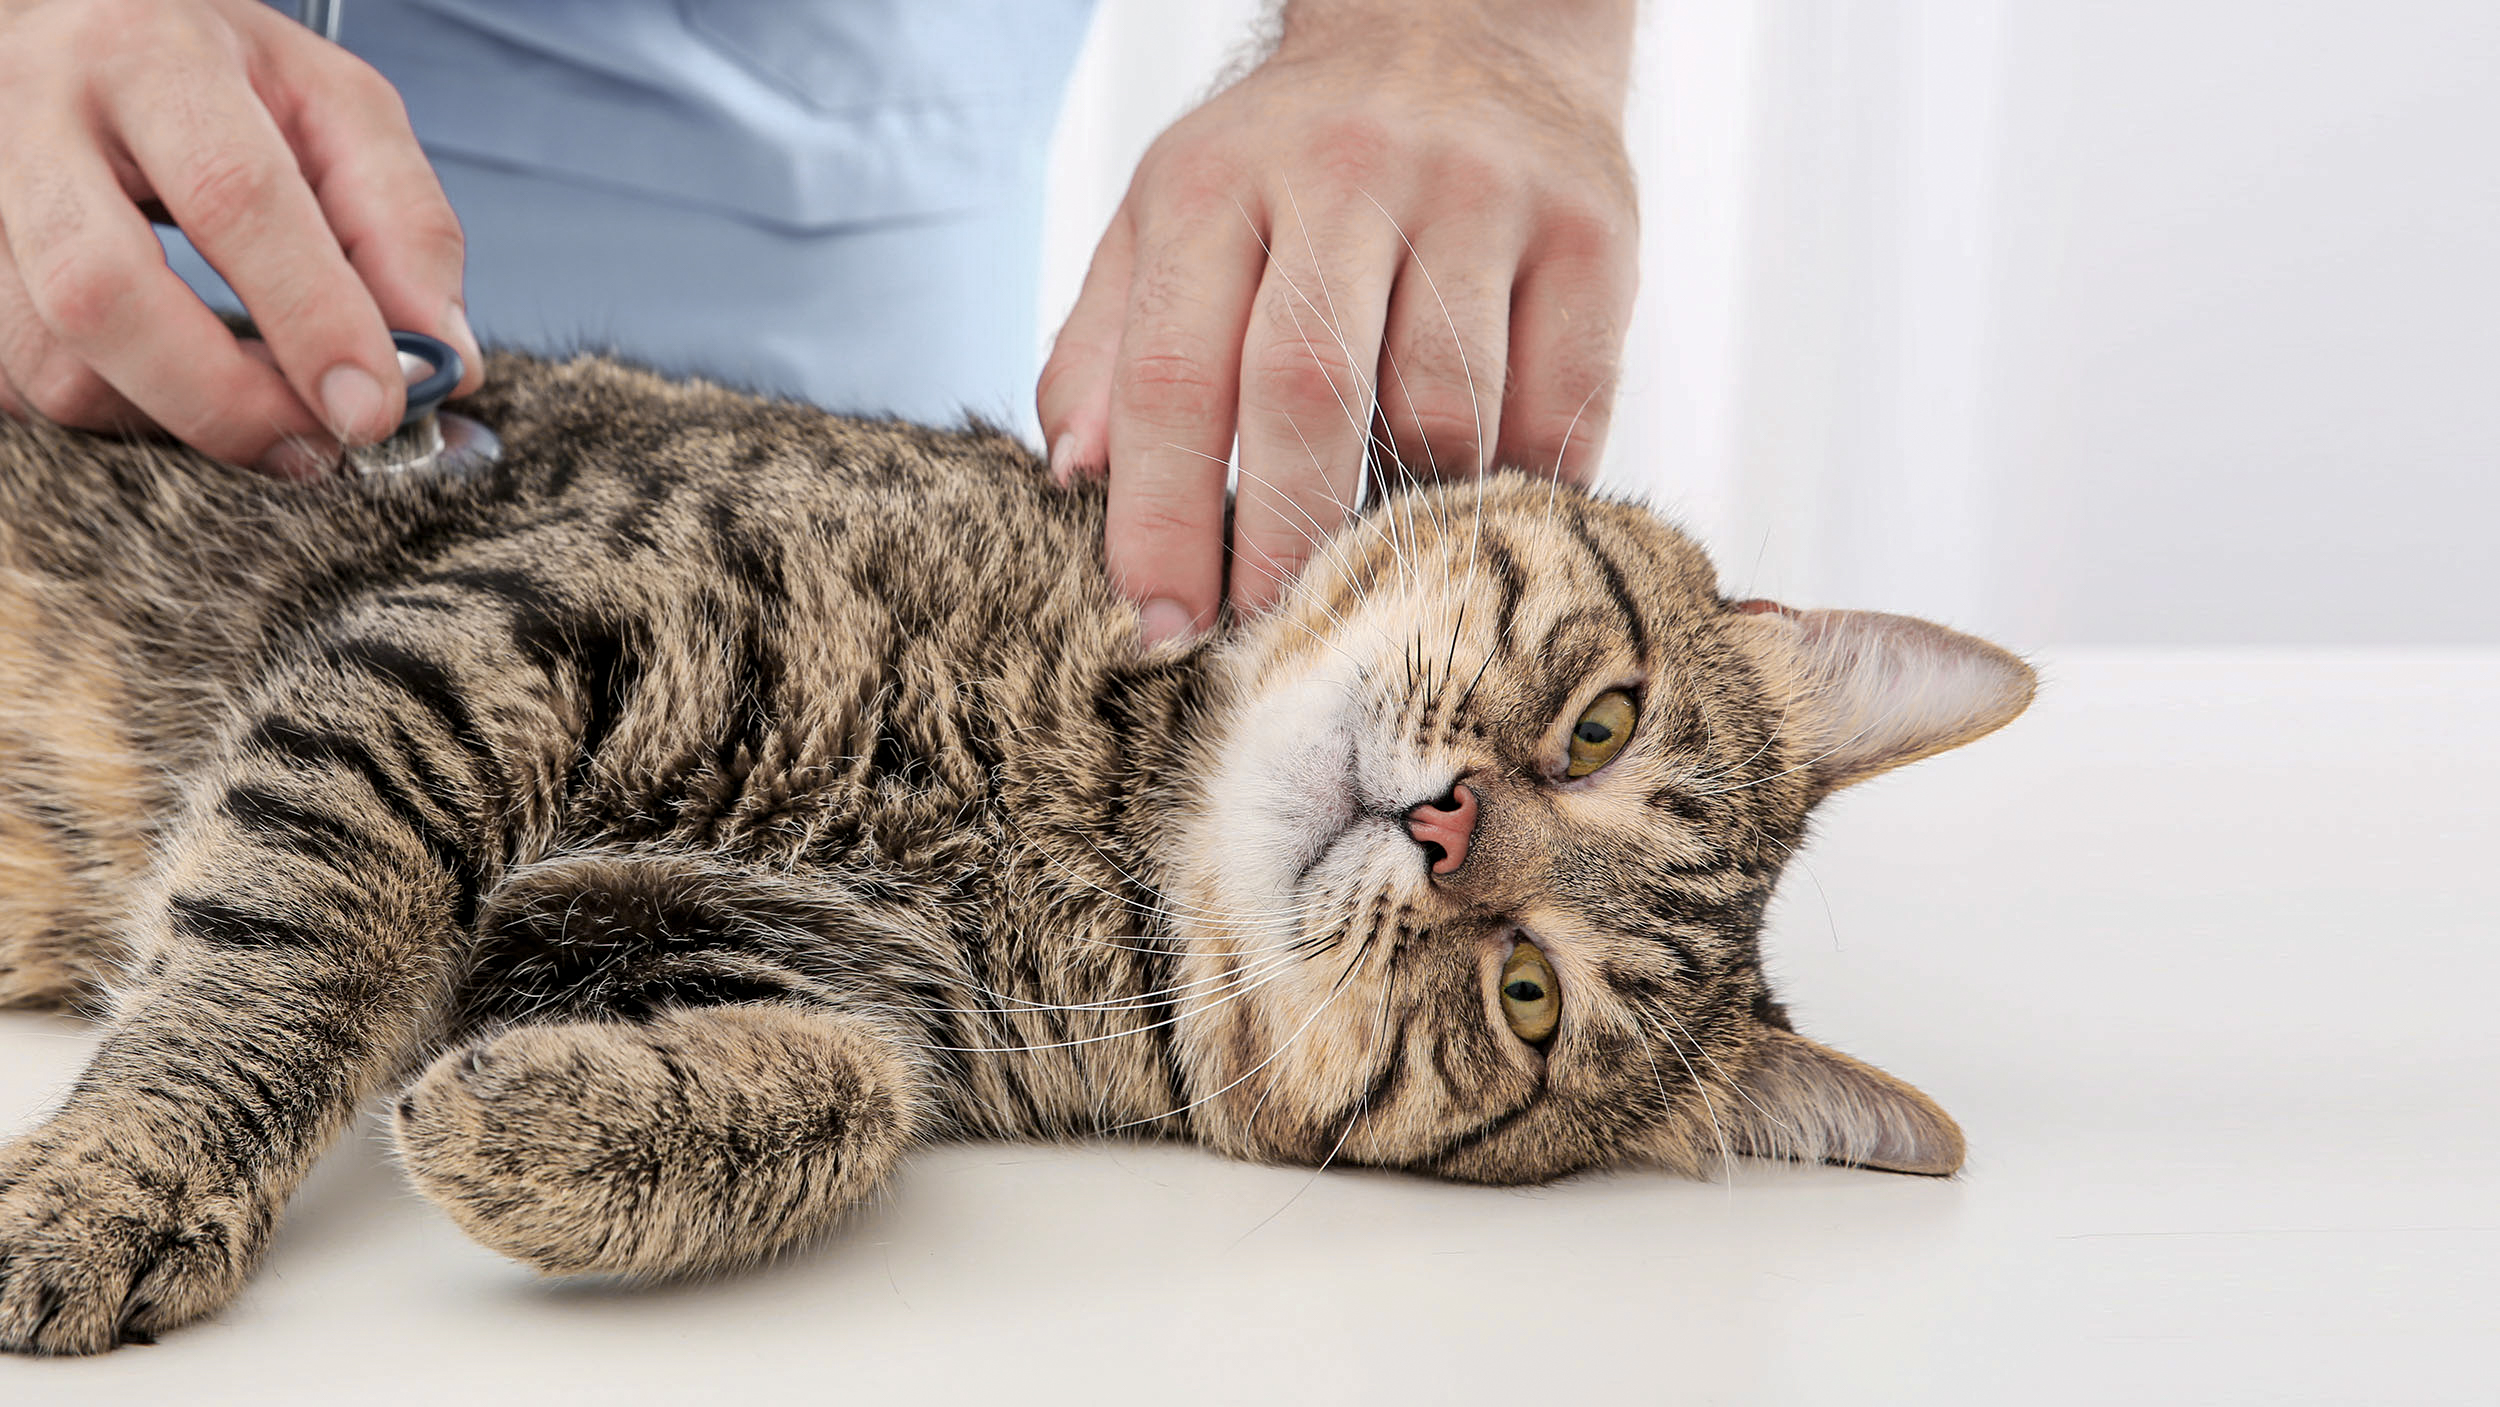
[[1264, 185, 1395, 484], [1690, 708, 1897, 797], [1076, 931, 1301, 956], [1227, 942, 1399, 1247], [992, 934, 1313, 999], [1098, 924, 1378, 1135], [1223, 462, 1358, 583], [1687, 712, 1784, 787], [1357, 187, 1493, 700], [1239, 890, 1387, 1133], [1758, 831, 1844, 951], [1358, 190, 1474, 510], [1634, 1020, 1734, 1184], [923, 936, 1330, 1058], [1550, 378, 1606, 486], [1146, 436, 1373, 668], [1022, 733, 1386, 932], [1231, 195, 1401, 569], [1025, 831, 1313, 926], [1651, 997, 1813, 1151], [923, 942, 1308, 1022], [1252, 183, 1477, 617]]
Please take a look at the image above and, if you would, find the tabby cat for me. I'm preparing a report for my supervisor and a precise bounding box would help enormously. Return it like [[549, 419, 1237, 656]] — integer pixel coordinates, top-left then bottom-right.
[[0, 351, 2032, 1355]]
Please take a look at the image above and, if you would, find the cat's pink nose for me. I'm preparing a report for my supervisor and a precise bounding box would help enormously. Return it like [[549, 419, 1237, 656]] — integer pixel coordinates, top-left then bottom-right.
[[1406, 784, 1478, 875]]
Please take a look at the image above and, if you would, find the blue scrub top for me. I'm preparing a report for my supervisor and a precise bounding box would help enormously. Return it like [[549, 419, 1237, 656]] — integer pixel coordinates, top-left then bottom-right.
[[167, 0, 1098, 430]]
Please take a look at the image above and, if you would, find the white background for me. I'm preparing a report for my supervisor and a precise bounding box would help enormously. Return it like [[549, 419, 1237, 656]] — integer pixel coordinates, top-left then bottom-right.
[[5, 5, 2495, 1400], [1044, 0, 2500, 645]]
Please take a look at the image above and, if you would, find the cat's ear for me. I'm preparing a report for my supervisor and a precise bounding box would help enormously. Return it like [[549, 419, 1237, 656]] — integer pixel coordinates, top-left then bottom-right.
[[1727, 1027, 1966, 1176], [1730, 600, 2036, 792]]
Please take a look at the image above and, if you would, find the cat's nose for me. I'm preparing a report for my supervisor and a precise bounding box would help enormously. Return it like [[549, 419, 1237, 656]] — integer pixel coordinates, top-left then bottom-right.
[[1405, 783, 1478, 875]]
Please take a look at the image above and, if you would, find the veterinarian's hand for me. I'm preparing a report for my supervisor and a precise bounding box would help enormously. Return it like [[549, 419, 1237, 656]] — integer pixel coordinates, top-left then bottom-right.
[[0, 0, 481, 477], [1039, 0, 1637, 642]]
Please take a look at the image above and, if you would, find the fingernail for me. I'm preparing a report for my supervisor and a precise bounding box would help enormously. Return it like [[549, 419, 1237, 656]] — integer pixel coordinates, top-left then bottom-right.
[[1139, 598, 1198, 646], [320, 364, 388, 442], [1048, 434, 1079, 483], [255, 438, 337, 480], [443, 301, 482, 380]]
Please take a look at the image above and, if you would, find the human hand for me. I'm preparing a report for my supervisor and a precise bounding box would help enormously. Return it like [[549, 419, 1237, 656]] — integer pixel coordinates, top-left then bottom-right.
[[1038, 0, 1638, 643], [0, 0, 481, 477]]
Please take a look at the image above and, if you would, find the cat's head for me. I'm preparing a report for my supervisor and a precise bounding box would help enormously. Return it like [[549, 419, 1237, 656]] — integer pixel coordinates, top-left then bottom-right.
[[1165, 475, 2033, 1184]]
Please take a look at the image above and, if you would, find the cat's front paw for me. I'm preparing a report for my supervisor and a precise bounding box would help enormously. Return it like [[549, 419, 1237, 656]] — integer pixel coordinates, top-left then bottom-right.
[[0, 1121, 272, 1355]]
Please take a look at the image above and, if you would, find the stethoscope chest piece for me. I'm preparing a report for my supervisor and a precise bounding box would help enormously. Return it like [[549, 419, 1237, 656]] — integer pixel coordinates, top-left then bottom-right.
[[344, 331, 501, 478]]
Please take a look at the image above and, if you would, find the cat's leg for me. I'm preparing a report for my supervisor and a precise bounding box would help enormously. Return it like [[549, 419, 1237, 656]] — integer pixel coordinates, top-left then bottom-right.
[[0, 615, 548, 1355], [394, 1001, 926, 1278], [390, 852, 931, 1277]]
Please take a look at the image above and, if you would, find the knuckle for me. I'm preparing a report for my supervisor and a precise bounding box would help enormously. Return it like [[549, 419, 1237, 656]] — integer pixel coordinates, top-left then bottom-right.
[[399, 206, 466, 273], [91, 0, 159, 34], [175, 149, 283, 237], [1246, 333, 1362, 415], [326, 51, 406, 114], [25, 253, 128, 345], [1132, 145, 1243, 225], [1537, 202, 1635, 264], [64, 0, 148, 48], [1385, 315, 1504, 389], [1113, 349, 1226, 427], [1393, 399, 1492, 457], [1429, 150, 1517, 210], [1121, 498, 1208, 545], [1302, 115, 1395, 189]]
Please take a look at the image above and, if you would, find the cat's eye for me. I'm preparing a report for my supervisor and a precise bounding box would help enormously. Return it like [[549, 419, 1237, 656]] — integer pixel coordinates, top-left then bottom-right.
[[1499, 940, 1561, 1045], [1564, 690, 1637, 778]]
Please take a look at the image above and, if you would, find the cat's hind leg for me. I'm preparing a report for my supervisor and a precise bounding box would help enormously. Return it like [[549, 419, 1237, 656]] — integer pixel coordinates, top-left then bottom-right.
[[391, 853, 932, 1277], [393, 1000, 925, 1277]]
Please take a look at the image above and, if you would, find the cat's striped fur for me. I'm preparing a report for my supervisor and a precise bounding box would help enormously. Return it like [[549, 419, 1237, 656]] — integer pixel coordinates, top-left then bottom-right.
[[0, 351, 2032, 1354]]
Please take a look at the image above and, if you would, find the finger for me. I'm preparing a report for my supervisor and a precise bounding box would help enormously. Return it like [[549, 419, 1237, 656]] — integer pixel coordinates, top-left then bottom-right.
[[1374, 237, 1512, 487], [274, 44, 482, 395], [1496, 228, 1635, 483], [0, 114, 332, 469], [0, 228, 149, 431], [105, 50, 405, 443], [1230, 208, 1400, 616], [1103, 203, 1266, 644], [1037, 210, 1131, 483]]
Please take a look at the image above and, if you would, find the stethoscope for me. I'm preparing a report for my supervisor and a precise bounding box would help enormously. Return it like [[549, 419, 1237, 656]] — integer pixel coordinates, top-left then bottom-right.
[[345, 332, 503, 478], [277, 1, 498, 478], [296, 1, 341, 43]]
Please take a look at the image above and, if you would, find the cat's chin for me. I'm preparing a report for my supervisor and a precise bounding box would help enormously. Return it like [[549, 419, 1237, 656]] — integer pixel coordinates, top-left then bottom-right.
[[1176, 655, 1364, 929]]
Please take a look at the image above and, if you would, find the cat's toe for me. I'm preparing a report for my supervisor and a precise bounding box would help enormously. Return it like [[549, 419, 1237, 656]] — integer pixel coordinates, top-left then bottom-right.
[[393, 1027, 643, 1276], [0, 1127, 266, 1355], [455, 1045, 499, 1086]]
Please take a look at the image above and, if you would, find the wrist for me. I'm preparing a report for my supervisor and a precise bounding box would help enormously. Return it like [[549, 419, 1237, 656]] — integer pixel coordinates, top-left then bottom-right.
[[1274, 0, 1634, 108]]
